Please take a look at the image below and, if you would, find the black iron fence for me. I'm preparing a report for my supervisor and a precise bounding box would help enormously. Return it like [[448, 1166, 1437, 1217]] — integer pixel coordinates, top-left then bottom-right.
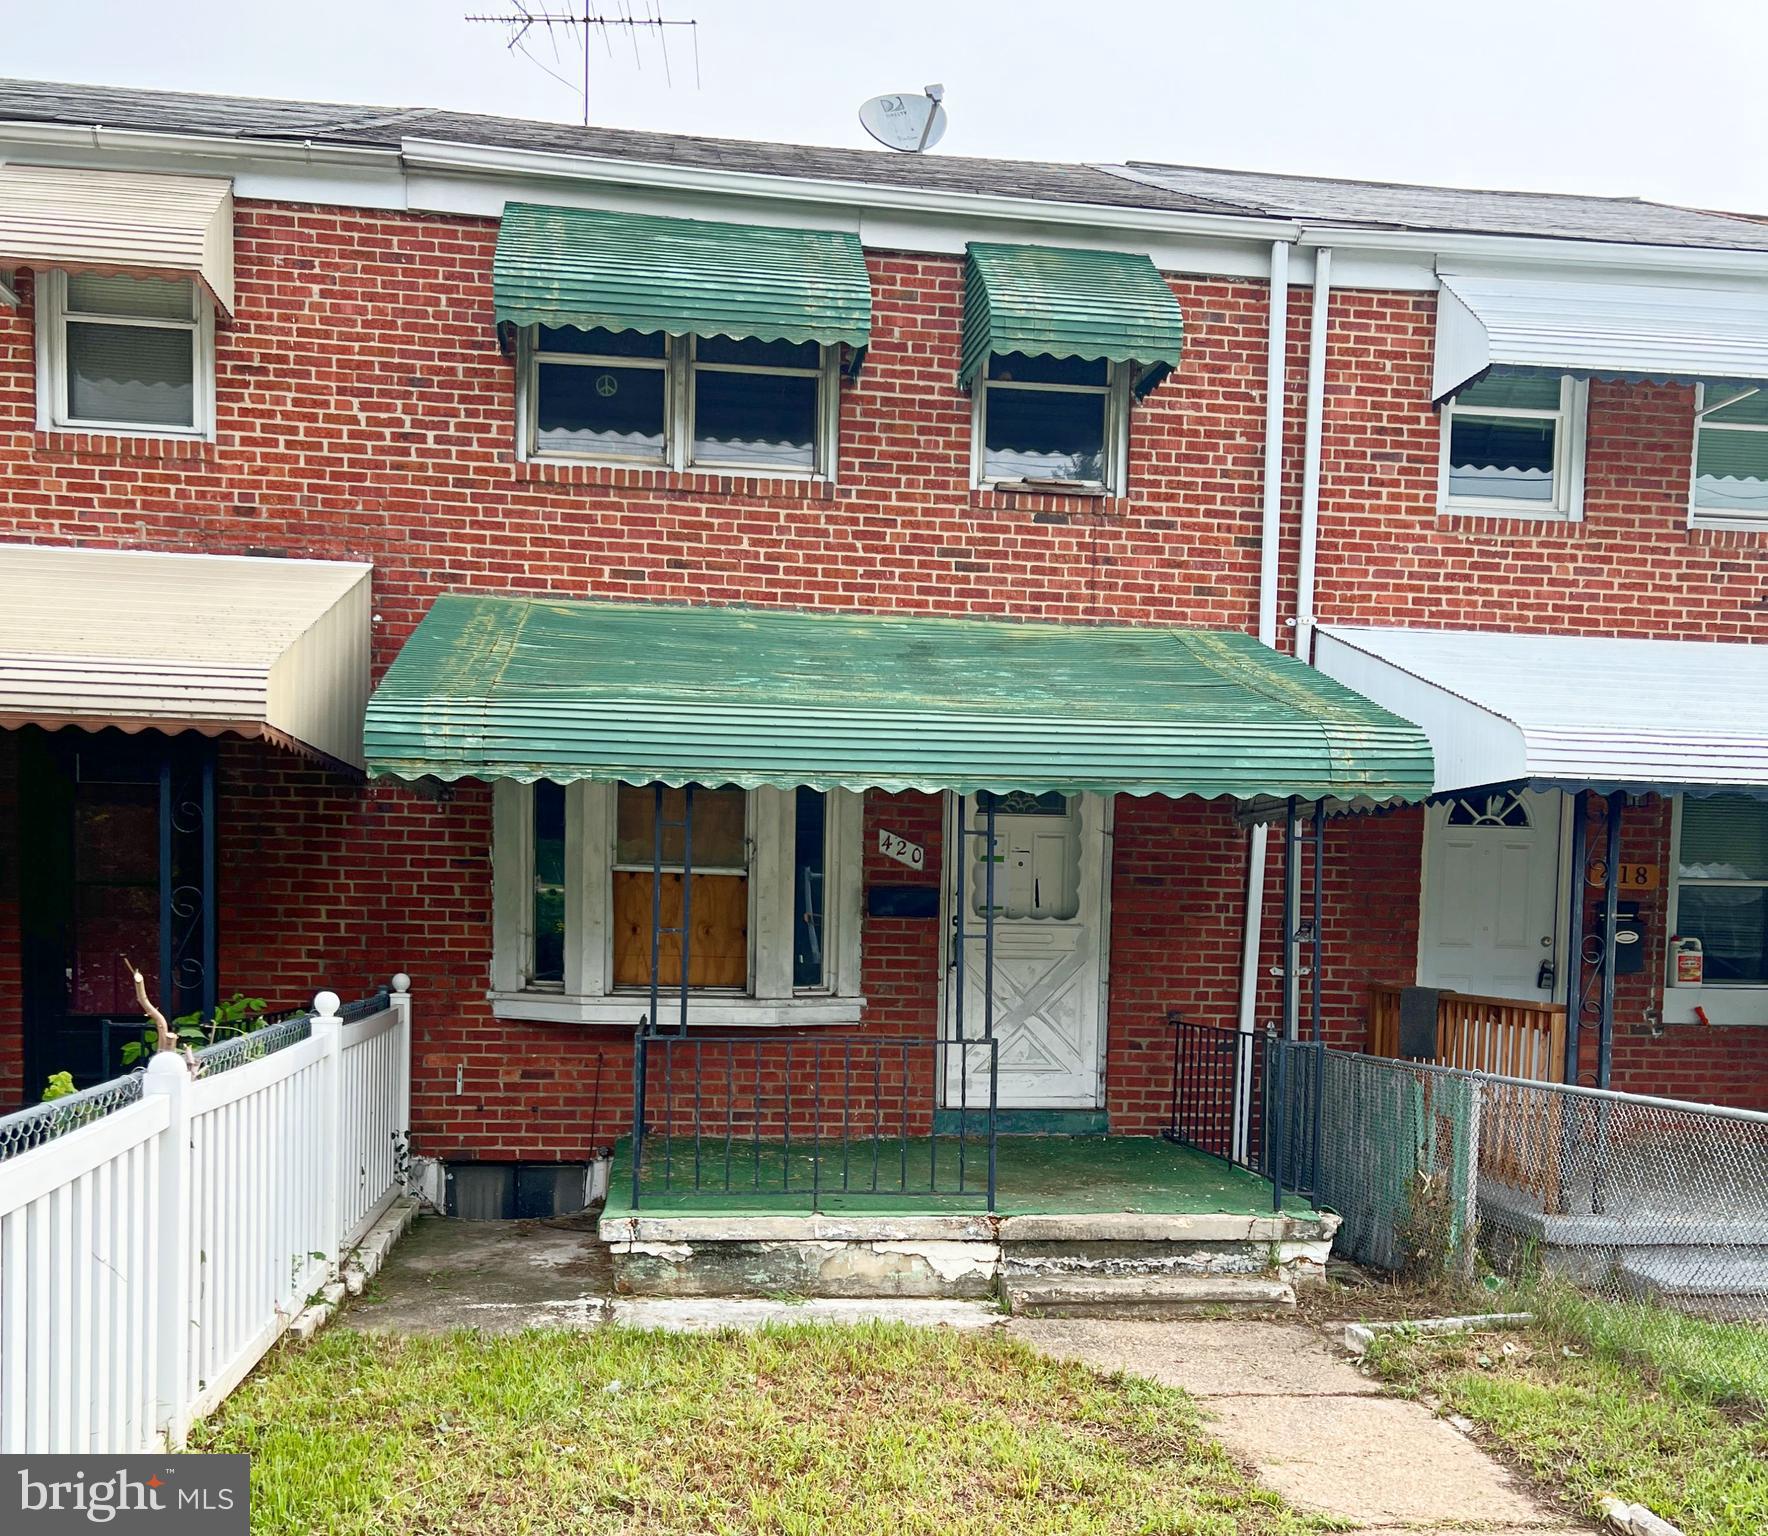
[[629, 1030, 999, 1210], [1163, 1014, 1321, 1212]]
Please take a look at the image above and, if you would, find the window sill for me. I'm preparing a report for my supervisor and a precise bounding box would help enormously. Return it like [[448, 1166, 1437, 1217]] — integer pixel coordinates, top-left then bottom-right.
[[513, 458, 836, 501], [1689, 515, 1768, 536], [1658, 985, 1768, 1027], [488, 991, 867, 1028], [33, 428, 214, 461], [1437, 504, 1581, 530], [973, 482, 1122, 513]]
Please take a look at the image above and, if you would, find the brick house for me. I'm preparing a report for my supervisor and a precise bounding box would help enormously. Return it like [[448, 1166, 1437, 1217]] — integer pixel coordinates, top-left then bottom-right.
[[2, 79, 1765, 1228]]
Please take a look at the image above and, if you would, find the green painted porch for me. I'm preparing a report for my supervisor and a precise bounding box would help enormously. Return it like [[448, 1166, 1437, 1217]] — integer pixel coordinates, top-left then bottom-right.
[[604, 1133, 1314, 1220]]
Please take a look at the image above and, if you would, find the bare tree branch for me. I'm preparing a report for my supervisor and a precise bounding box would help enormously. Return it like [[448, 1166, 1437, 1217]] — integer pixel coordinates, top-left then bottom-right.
[[122, 955, 176, 1054]]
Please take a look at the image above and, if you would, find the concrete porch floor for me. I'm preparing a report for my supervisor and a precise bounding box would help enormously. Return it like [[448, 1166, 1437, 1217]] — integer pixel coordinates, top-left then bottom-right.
[[606, 1133, 1312, 1219]]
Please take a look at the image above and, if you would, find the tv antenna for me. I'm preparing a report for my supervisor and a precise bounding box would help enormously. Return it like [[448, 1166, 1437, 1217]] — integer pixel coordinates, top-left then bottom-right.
[[465, 3, 701, 127], [858, 85, 947, 153]]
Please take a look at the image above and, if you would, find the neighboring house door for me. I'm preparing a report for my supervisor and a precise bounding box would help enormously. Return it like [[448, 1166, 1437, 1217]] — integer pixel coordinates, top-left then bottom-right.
[[1418, 788, 1564, 1000], [943, 791, 1108, 1109], [16, 727, 216, 1101]]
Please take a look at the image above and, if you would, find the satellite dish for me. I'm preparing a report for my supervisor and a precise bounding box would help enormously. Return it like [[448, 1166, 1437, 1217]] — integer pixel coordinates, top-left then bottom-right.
[[859, 85, 947, 153]]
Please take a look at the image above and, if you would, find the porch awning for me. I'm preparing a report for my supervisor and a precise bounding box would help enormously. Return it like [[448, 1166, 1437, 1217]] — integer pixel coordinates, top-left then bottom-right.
[[1314, 625, 1768, 796], [0, 545, 373, 769], [960, 242, 1185, 396], [491, 203, 872, 348], [364, 596, 1432, 801], [1433, 270, 1768, 402], [0, 164, 235, 313]]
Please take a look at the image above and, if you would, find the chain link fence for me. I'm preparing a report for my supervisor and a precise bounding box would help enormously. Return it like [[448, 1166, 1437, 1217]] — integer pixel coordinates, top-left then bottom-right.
[[1286, 1038, 1768, 1386], [0, 1073, 145, 1161]]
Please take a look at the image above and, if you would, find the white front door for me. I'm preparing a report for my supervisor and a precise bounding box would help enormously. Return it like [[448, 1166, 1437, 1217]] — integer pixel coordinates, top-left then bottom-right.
[[943, 791, 1108, 1109], [1419, 788, 1564, 1000]]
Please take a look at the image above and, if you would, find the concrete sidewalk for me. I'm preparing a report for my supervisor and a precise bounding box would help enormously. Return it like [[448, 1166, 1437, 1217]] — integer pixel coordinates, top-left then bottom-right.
[[1009, 1318, 1592, 1536]]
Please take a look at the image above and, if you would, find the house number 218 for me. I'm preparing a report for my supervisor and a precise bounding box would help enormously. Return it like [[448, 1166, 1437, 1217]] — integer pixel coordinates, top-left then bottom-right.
[[878, 829, 926, 870]]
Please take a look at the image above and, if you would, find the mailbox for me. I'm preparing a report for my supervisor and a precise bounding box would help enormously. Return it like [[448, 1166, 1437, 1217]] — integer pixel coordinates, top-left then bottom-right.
[[1592, 899, 1646, 976]]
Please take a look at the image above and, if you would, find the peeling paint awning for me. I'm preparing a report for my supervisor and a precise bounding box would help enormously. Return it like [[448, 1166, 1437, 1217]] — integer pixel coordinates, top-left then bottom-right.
[[961, 241, 1185, 396], [365, 596, 1432, 802], [1433, 269, 1768, 402], [0, 164, 235, 312], [0, 546, 373, 768], [492, 202, 872, 348], [1315, 625, 1768, 796]]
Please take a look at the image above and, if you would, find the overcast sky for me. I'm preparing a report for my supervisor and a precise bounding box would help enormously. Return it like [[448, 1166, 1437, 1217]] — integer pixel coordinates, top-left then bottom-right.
[[3, 0, 1763, 213]]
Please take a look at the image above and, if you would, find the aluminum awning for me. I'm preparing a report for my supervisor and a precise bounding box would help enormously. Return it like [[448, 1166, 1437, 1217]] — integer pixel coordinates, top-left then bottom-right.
[[1433, 270, 1768, 402], [1314, 625, 1768, 796], [365, 596, 1432, 801], [0, 545, 373, 768], [492, 202, 872, 348], [961, 242, 1185, 396], [0, 164, 235, 313]]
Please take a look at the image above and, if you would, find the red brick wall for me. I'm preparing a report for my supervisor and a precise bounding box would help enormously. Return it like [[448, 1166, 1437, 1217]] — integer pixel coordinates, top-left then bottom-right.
[[2, 199, 1763, 1135]]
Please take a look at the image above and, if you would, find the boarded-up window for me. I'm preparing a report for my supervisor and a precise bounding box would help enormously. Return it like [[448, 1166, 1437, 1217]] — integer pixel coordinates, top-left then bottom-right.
[[612, 784, 749, 988]]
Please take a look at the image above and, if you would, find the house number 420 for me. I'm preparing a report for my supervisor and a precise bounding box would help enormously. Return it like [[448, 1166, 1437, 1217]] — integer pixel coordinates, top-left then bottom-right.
[[878, 829, 926, 870]]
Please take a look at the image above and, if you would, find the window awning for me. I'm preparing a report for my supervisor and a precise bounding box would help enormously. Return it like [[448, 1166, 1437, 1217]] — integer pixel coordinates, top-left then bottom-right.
[[960, 242, 1185, 396], [0, 546, 373, 769], [365, 597, 1432, 802], [491, 202, 872, 348], [1433, 270, 1768, 403], [0, 164, 234, 313], [1315, 625, 1768, 796]]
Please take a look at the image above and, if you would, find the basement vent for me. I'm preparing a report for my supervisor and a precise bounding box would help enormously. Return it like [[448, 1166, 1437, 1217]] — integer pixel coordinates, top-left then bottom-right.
[[443, 1161, 591, 1220]]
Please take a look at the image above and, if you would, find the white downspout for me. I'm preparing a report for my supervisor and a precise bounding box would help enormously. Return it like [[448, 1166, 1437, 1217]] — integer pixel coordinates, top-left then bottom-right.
[[1295, 247, 1333, 660], [1256, 240, 1288, 651], [1234, 240, 1291, 1157]]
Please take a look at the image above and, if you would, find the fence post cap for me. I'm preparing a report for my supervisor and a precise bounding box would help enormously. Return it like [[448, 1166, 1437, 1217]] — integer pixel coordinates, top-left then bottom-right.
[[391, 972, 411, 995], [144, 1049, 187, 1080], [314, 990, 343, 1019]]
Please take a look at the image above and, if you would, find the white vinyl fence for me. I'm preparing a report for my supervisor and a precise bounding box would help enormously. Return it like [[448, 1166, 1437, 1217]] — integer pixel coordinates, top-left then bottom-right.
[[0, 978, 412, 1454]]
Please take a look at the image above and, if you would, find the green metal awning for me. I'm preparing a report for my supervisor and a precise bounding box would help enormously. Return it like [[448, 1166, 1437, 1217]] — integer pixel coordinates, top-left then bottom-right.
[[960, 242, 1185, 396], [492, 202, 873, 348], [364, 597, 1432, 802]]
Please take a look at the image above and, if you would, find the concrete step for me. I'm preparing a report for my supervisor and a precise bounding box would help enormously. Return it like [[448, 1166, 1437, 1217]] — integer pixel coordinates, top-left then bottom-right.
[[1002, 1273, 1295, 1319], [1616, 1245, 1768, 1298]]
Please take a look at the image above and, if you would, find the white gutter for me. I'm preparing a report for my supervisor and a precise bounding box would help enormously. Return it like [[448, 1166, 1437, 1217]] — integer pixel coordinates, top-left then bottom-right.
[[398, 137, 1306, 241], [1294, 222, 1768, 281], [1237, 239, 1294, 1112], [1294, 246, 1332, 660], [0, 120, 400, 171], [1257, 239, 1289, 649]]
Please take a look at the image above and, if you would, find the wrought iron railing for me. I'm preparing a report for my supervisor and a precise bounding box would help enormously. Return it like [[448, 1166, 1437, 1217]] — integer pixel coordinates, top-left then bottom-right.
[[629, 1031, 999, 1209], [1163, 1014, 1320, 1211]]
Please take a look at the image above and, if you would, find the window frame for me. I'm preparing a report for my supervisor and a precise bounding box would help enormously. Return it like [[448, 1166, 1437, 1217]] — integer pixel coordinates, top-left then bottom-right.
[[1688, 382, 1768, 532], [35, 268, 216, 440], [1662, 793, 1768, 1026], [1437, 372, 1587, 521], [970, 354, 1133, 494], [491, 780, 864, 1025], [518, 327, 839, 479]]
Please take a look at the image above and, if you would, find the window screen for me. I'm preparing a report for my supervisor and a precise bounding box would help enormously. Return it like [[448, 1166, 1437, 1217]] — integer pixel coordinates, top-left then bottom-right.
[[1694, 387, 1768, 518], [1677, 795, 1768, 984]]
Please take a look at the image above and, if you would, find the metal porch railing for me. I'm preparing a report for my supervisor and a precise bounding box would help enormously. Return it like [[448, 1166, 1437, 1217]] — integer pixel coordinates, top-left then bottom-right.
[[629, 1031, 999, 1207], [1163, 1015, 1321, 1212]]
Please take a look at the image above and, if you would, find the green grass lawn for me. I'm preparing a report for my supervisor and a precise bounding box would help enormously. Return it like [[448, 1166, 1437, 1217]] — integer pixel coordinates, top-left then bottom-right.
[[1365, 1290, 1768, 1536], [195, 1322, 1330, 1536]]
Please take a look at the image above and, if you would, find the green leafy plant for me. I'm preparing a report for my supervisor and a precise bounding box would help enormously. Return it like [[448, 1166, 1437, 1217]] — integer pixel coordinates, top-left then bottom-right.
[[122, 992, 270, 1066], [40, 1069, 78, 1102]]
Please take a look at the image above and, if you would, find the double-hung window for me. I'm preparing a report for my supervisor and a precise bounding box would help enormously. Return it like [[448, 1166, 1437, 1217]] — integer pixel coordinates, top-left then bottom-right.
[[1670, 795, 1768, 987], [521, 326, 838, 476], [38, 270, 214, 437], [1439, 370, 1586, 518], [1691, 384, 1768, 530], [973, 353, 1130, 492], [494, 779, 862, 1024]]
